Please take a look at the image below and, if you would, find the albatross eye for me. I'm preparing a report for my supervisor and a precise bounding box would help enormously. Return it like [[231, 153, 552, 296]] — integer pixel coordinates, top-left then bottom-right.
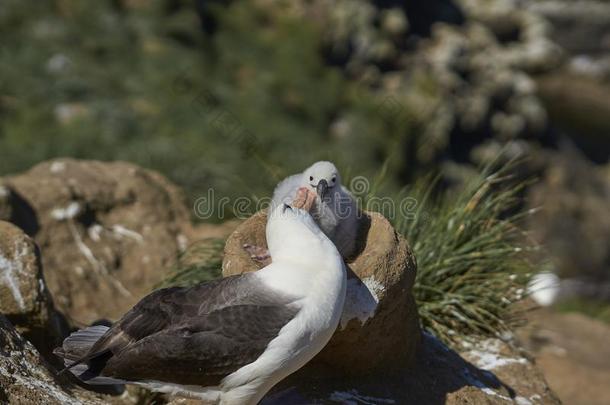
[[331, 177, 336, 183], [309, 176, 314, 181]]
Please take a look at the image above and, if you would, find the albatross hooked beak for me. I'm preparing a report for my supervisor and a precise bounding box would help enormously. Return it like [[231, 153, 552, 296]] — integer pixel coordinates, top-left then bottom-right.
[[316, 179, 329, 199]]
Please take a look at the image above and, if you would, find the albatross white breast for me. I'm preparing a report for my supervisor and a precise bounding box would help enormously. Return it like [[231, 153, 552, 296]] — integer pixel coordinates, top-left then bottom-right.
[[54, 203, 346, 405]]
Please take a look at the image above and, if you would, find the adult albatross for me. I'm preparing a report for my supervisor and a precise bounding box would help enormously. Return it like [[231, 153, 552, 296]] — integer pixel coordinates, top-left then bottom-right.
[[54, 203, 347, 404]]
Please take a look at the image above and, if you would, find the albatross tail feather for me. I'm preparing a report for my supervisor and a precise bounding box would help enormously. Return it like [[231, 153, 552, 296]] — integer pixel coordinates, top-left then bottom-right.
[[55, 325, 110, 365], [54, 325, 125, 385], [59, 325, 109, 361]]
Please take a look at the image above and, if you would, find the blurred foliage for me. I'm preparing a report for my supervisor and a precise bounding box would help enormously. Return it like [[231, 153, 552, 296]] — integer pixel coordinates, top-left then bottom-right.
[[0, 0, 413, 219]]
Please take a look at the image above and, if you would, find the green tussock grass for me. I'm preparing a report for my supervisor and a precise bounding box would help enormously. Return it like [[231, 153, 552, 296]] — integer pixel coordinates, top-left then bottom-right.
[[394, 165, 536, 345], [158, 238, 224, 288], [161, 162, 536, 346]]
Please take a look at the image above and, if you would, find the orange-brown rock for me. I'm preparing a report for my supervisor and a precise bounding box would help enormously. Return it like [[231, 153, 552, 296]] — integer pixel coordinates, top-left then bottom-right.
[[0, 158, 191, 324]]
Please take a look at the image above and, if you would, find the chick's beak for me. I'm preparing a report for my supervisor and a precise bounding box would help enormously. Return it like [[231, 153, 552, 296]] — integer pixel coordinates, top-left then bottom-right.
[[316, 179, 329, 199]]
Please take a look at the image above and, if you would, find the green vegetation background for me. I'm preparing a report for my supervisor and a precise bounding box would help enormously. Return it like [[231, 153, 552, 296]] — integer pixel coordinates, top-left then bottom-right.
[[0, 0, 417, 211]]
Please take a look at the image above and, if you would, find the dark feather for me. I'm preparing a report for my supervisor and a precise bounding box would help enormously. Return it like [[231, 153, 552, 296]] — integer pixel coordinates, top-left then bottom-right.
[[56, 273, 299, 386]]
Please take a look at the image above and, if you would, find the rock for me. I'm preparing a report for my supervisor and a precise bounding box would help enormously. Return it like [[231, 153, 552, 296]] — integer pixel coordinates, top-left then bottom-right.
[[525, 0, 610, 57], [517, 309, 610, 405], [0, 221, 47, 325], [0, 314, 155, 405], [527, 151, 610, 282], [459, 337, 559, 404], [536, 72, 610, 162], [222, 210, 420, 373], [260, 333, 559, 404], [0, 314, 101, 404], [0, 158, 192, 325], [0, 220, 67, 357]]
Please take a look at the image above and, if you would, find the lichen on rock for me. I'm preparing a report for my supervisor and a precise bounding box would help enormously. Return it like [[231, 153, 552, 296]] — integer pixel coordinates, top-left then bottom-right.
[[0, 158, 193, 325], [0, 315, 100, 405], [0, 220, 67, 358]]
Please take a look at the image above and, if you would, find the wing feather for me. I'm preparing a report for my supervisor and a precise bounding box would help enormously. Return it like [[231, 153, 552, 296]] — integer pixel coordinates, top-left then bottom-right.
[[60, 274, 299, 386], [102, 303, 298, 385]]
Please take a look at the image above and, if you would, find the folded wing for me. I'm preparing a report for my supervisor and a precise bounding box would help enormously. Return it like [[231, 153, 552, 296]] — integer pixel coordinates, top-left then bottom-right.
[[56, 274, 299, 386]]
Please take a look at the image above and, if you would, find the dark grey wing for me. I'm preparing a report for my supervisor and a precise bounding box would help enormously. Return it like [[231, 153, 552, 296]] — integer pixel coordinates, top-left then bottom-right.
[[101, 303, 298, 385], [57, 285, 193, 374], [68, 274, 299, 386]]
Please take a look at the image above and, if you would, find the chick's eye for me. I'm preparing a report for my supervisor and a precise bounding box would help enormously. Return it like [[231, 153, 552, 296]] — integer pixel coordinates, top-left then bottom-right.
[[309, 176, 314, 181], [331, 177, 336, 183]]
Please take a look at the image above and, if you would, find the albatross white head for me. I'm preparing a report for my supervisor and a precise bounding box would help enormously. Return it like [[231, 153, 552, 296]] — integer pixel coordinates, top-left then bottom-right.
[[301, 161, 341, 201]]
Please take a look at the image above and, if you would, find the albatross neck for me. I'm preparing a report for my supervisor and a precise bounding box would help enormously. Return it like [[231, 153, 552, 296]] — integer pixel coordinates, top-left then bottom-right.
[[259, 239, 344, 297]]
